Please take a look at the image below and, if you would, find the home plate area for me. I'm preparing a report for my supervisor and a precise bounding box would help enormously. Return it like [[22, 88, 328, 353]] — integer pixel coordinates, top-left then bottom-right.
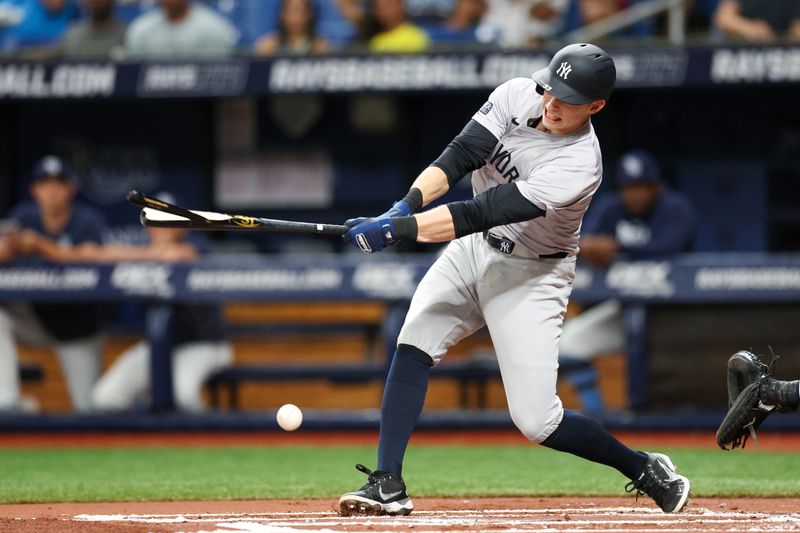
[[66, 498, 800, 533]]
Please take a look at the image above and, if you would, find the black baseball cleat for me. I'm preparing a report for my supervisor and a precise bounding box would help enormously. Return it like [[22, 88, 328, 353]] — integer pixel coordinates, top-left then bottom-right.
[[625, 452, 690, 513], [338, 464, 413, 516]]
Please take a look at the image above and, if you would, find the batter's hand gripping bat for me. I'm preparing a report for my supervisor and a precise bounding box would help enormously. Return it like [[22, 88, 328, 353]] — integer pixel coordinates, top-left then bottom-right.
[[127, 190, 348, 236]]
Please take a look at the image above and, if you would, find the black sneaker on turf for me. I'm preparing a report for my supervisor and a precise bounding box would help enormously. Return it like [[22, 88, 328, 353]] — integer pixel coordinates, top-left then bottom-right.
[[338, 464, 413, 516], [625, 452, 690, 513]]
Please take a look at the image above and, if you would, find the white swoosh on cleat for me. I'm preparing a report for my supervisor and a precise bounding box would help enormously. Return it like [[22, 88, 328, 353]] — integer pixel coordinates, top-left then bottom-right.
[[378, 487, 403, 500]]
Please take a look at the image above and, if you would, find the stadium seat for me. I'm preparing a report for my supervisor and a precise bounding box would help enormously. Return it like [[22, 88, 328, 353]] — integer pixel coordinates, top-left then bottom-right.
[[114, 0, 148, 23], [314, 0, 355, 46], [210, 0, 277, 49], [627, 0, 656, 37], [562, 0, 582, 33], [421, 23, 477, 44]]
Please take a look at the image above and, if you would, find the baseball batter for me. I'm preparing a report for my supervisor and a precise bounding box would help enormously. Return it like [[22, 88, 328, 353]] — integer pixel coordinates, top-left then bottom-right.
[[338, 43, 690, 517]]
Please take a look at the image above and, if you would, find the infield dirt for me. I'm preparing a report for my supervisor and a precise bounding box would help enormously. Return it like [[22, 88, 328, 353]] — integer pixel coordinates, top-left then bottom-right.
[[2, 497, 800, 532]]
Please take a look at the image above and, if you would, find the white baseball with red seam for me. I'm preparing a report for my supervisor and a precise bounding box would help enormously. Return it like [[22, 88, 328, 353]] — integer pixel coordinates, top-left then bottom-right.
[[276, 403, 303, 431]]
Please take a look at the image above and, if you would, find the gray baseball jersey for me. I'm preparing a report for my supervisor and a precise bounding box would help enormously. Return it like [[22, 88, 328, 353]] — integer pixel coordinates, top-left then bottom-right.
[[470, 77, 603, 258], [398, 77, 605, 443]]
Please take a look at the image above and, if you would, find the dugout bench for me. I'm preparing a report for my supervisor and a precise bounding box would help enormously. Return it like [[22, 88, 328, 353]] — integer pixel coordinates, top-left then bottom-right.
[[207, 301, 505, 410], [206, 358, 504, 410]]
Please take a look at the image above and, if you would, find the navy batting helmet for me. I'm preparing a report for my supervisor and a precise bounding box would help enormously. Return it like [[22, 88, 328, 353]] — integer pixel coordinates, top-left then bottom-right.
[[531, 43, 616, 105]]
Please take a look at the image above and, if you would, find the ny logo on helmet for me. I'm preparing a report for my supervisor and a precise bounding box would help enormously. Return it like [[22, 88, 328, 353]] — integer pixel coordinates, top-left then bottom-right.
[[556, 62, 572, 80]]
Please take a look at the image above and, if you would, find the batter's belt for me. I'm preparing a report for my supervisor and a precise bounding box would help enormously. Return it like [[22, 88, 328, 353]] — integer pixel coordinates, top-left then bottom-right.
[[483, 231, 570, 260]]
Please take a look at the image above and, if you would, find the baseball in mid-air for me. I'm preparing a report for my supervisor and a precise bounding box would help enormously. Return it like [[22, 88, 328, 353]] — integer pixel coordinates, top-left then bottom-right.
[[277, 403, 303, 431]]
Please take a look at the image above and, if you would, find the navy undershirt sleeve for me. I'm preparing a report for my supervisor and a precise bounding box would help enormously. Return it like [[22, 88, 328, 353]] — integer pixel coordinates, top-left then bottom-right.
[[447, 183, 545, 238], [430, 119, 498, 186]]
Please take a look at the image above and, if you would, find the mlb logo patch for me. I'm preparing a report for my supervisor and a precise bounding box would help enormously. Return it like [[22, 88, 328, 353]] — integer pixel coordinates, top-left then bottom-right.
[[479, 101, 493, 115]]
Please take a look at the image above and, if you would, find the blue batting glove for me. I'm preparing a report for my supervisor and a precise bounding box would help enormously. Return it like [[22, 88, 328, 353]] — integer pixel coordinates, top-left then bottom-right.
[[386, 199, 412, 218], [344, 217, 367, 229], [344, 216, 398, 253], [344, 200, 411, 229]]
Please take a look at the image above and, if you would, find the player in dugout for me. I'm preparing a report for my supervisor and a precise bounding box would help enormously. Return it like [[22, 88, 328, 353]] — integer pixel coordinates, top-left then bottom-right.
[[0, 155, 108, 413], [558, 150, 695, 412], [338, 43, 691, 517], [23, 192, 233, 412]]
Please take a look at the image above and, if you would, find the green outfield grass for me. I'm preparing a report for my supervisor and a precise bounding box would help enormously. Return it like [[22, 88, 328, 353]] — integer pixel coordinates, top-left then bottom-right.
[[0, 446, 798, 503]]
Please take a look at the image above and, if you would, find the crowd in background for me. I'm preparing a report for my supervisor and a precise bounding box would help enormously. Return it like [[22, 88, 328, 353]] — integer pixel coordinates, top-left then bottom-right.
[[0, 0, 799, 58]]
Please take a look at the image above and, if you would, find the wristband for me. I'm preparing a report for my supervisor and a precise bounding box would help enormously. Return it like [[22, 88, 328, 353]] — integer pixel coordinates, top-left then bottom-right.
[[391, 216, 418, 241]]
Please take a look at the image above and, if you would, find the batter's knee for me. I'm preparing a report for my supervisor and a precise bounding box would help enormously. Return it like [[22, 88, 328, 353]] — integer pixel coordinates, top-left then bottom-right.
[[509, 399, 564, 443], [392, 343, 434, 367], [396, 327, 445, 365]]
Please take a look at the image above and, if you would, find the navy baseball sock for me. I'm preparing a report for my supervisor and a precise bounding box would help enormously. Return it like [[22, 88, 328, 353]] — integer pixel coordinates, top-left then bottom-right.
[[541, 409, 648, 480], [377, 343, 433, 478]]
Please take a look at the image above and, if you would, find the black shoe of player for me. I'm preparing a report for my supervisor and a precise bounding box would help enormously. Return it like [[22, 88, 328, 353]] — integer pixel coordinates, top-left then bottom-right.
[[625, 453, 690, 513], [338, 464, 413, 516]]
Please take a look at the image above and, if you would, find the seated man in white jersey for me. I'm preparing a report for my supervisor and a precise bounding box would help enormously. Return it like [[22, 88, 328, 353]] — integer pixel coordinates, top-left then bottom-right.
[[337, 43, 691, 517], [558, 150, 695, 412]]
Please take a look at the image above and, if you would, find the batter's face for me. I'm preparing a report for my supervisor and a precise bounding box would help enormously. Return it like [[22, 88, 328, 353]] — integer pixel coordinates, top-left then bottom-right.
[[540, 92, 605, 135]]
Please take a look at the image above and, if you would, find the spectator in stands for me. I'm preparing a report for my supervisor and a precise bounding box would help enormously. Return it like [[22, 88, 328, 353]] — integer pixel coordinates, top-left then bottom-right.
[[0, 0, 79, 53], [437, 0, 486, 42], [125, 0, 238, 57], [0, 155, 107, 413], [713, 0, 800, 42], [477, 0, 569, 48], [579, 0, 620, 26], [338, 0, 430, 52], [59, 0, 126, 58], [27, 194, 233, 412], [255, 0, 328, 55], [558, 150, 695, 412]]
